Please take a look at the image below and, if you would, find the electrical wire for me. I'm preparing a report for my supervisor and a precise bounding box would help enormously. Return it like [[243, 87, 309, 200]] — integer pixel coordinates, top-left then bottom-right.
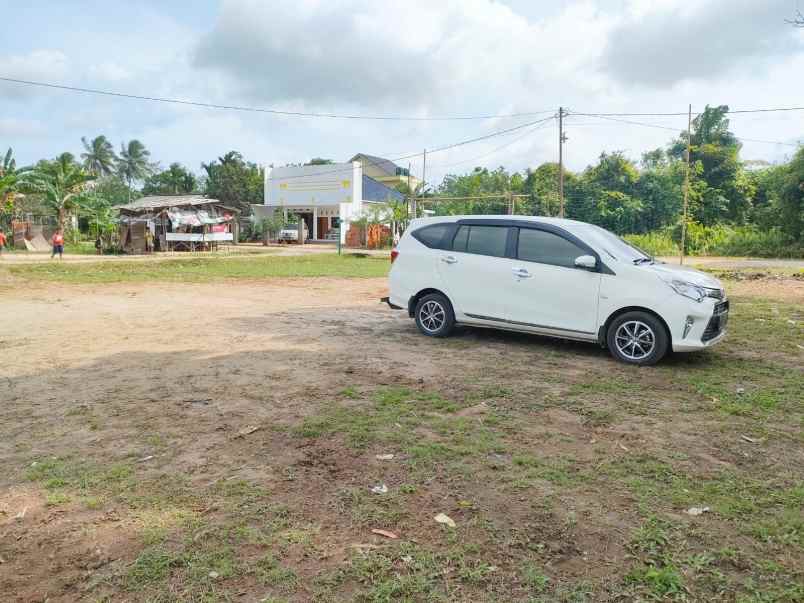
[[0, 76, 554, 122], [266, 115, 557, 182], [572, 107, 804, 117], [567, 113, 800, 147], [428, 118, 554, 169]]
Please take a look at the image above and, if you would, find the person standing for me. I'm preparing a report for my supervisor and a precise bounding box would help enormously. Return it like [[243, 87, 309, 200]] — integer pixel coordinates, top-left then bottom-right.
[[51, 229, 65, 259], [0, 228, 7, 255], [145, 227, 154, 254]]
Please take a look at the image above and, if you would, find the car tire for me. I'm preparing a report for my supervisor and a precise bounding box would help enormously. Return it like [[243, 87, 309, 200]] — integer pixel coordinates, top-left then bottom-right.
[[414, 293, 455, 338], [606, 311, 669, 366]]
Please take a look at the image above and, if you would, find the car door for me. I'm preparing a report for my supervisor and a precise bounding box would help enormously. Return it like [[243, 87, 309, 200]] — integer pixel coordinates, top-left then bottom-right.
[[436, 223, 515, 321], [506, 226, 602, 335]]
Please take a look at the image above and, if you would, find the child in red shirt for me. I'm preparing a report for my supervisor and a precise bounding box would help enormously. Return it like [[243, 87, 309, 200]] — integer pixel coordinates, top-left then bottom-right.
[[51, 229, 65, 259], [0, 229, 7, 254]]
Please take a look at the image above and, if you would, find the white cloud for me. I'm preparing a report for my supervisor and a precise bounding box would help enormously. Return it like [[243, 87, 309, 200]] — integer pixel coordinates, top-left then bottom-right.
[[0, 50, 69, 98], [3, 1, 803, 182], [0, 118, 47, 138], [602, 0, 803, 87], [193, 0, 612, 113]]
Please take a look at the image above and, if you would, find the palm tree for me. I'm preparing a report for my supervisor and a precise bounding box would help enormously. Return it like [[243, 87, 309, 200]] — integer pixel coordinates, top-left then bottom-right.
[[81, 135, 117, 177], [0, 148, 32, 217], [117, 140, 154, 201], [27, 153, 96, 229], [164, 162, 196, 194]]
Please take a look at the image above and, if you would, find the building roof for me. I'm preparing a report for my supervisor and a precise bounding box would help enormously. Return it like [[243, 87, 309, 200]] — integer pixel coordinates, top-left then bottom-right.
[[350, 153, 401, 177], [362, 175, 404, 203], [118, 195, 237, 213]]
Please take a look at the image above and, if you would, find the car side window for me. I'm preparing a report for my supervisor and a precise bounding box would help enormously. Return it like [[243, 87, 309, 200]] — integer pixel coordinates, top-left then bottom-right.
[[451, 225, 508, 258], [517, 228, 587, 268], [451, 225, 469, 252], [412, 224, 450, 249]]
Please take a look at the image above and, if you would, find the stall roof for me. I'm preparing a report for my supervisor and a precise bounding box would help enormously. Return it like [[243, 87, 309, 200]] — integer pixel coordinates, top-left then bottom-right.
[[118, 195, 239, 213]]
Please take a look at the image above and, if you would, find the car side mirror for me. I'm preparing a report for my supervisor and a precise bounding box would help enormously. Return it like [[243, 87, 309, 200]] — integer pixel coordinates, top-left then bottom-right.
[[574, 254, 597, 270]]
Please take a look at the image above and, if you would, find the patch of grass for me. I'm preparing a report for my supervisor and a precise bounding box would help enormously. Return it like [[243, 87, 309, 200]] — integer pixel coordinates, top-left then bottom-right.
[[510, 455, 584, 488], [253, 554, 298, 591], [10, 252, 390, 283], [520, 562, 550, 592], [126, 547, 182, 590], [625, 563, 685, 599], [293, 386, 467, 450], [45, 491, 71, 506], [336, 487, 408, 527], [686, 355, 802, 417], [339, 386, 359, 399]]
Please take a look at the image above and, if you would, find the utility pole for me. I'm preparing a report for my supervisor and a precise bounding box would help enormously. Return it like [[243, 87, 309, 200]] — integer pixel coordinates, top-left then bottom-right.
[[558, 107, 567, 218], [421, 149, 426, 197], [408, 162, 415, 219], [680, 104, 692, 265]]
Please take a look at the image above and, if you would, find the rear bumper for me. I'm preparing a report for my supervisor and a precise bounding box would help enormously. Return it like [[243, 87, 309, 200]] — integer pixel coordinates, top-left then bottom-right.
[[381, 296, 403, 310]]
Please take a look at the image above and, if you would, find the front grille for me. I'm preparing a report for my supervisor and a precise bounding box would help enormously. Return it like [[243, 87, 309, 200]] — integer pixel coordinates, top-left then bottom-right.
[[702, 300, 730, 342]]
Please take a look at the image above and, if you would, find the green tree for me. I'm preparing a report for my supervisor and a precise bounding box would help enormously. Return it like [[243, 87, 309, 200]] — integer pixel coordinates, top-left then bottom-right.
[[778, 147, 804, 242], [142, 163, 197, 195], [436, 166, 520, 215], [669, 105, 750, 225], [522, 163, 565, 216], [80, 135, 117, 177], [202, 151, 264, 214], [0, 147, 32, 219], [27, 153, 96, 229], [569, 152, 642, 233], [117, 140, 155, 202]]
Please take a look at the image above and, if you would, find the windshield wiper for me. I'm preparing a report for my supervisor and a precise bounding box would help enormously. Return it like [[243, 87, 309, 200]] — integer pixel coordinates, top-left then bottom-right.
[[632, 257, 654, 265]]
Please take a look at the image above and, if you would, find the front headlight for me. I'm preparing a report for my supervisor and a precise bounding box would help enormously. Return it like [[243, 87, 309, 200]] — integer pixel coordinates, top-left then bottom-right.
[[660, 276, 706, 302]]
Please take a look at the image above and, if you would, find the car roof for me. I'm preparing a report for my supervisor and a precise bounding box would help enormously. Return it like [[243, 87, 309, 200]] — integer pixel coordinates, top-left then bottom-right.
[[409, 214, 593, 235]]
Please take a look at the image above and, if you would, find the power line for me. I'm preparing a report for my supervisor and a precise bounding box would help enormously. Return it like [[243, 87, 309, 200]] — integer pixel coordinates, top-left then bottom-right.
[[428, 118, 554, 169], [0, 76, 554, 122], [569, 113, 800, 147], [266, 115, 557, 182], [572, 106, 804, 117], [4, 75, 803, 122]]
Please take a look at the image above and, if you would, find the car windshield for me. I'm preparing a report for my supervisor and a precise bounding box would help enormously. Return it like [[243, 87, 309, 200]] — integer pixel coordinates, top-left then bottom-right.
[[577, 225, 651, 263]]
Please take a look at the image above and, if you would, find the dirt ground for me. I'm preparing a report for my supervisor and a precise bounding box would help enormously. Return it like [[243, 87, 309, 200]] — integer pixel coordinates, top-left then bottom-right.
[[1, 272, 802, 602]]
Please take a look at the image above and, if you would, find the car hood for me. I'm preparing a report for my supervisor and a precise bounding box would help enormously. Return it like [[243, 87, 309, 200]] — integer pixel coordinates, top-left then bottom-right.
[[641, 262, 723, 289]]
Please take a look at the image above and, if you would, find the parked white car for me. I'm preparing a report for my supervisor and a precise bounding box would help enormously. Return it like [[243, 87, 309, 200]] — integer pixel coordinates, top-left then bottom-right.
[[277, 222, 308, 242], [385, 216, 728, 365]]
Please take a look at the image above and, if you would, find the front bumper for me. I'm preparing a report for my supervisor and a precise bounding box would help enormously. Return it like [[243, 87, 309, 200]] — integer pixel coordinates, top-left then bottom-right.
[[672, 299, 729, 352]]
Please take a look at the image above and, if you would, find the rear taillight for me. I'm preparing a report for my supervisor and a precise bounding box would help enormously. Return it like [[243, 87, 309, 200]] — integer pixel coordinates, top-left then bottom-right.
[[390, 249, 399, 263]]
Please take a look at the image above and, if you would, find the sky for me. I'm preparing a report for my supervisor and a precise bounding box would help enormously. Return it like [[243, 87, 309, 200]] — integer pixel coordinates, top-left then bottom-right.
[[1, 0, 803, 187]]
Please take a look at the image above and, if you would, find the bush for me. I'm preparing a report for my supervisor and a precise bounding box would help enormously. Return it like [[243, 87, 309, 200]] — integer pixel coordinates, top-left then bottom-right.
[[624, 231, 678, 257], [624, 224, 803, 258], [672, 223, 803, 258]]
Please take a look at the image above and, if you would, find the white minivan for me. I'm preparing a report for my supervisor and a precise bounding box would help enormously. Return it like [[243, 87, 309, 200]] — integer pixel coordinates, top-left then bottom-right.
[[384, 216, 728, 365]]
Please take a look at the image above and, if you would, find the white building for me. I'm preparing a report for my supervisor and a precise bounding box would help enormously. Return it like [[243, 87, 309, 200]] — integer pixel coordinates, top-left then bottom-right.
[[256, 158, 404, 245]]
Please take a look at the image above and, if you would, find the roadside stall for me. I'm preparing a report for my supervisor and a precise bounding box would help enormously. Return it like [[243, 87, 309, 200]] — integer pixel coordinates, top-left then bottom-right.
[[117, 195, 239, 254]]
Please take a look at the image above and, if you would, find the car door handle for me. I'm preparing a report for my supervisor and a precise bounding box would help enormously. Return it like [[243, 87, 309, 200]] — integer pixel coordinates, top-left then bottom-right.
[[441, 256, 458, 264], [512, 267, 532, 278]]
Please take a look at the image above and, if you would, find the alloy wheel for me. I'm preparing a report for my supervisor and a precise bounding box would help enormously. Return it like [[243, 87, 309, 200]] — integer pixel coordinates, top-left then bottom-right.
[[419, 300, 446, 333], [614, 320, 656, 361]]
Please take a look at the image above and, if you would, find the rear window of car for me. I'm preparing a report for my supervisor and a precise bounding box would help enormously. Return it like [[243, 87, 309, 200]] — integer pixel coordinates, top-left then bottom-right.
[[452, 225, 509, 258], [411, 224, 450, 249]]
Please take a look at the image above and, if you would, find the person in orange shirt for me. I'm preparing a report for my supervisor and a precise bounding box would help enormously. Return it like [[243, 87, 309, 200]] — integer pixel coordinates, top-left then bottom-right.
[[0, 228, 7, 254], [51, 229, 65, 259]]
